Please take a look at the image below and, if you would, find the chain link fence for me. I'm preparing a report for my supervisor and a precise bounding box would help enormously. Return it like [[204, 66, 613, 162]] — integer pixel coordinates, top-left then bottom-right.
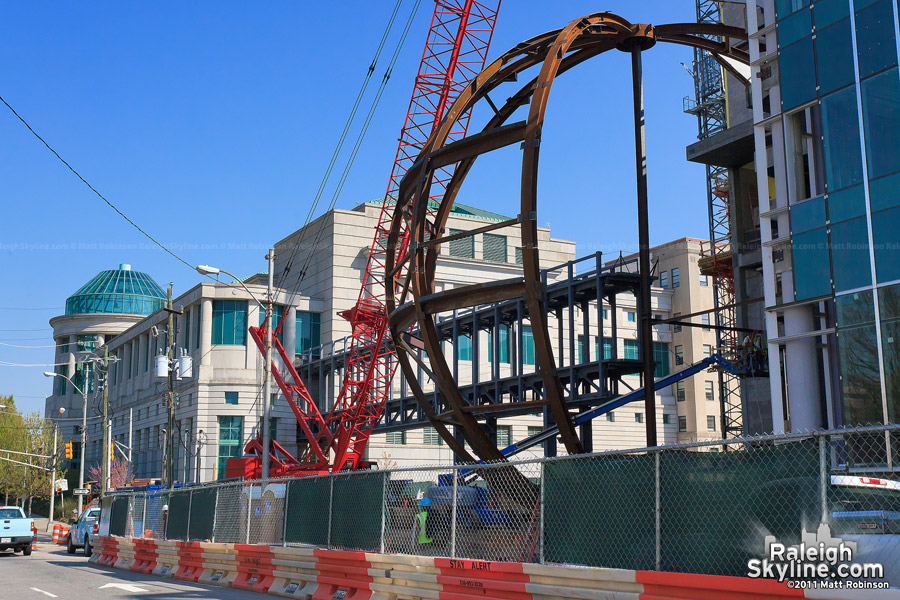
[[100, 424, 900, 583]]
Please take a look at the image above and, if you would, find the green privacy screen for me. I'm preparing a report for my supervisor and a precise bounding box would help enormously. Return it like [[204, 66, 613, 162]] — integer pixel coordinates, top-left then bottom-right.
[[108, 496, 130, 537], [544, 439, 819, 575], [544, 453, 656, 569], [165, 492, 190, 540], [329, 471, 387, 551], [285, 476, 331, 546], [188, 488, 217, 541]]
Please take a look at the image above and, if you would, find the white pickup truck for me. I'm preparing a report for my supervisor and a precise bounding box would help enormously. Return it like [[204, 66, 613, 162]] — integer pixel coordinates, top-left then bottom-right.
[[0, 506, 35, 556]]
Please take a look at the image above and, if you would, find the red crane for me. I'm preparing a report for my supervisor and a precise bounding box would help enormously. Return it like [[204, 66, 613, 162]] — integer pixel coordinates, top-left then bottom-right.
[[229, 1, 501, 478]]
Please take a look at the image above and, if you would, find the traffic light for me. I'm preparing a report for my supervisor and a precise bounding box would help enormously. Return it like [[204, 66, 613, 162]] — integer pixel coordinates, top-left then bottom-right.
[[64, 441, 73, 460]]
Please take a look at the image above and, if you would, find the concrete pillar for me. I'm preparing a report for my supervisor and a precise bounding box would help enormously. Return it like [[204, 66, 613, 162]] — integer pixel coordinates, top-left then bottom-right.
[[201, 298, 213, 366], [285, 307, 297, 363], [783, 305, 822, 432]]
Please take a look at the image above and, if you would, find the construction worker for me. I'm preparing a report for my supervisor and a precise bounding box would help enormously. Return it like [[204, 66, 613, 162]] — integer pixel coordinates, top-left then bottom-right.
[[414, 497, 434, 549]]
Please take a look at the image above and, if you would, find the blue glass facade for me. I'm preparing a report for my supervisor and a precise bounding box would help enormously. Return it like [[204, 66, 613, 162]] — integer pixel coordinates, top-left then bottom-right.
[[65, 265, 165, 315]]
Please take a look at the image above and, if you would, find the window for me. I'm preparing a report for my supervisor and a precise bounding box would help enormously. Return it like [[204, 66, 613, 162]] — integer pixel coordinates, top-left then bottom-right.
[[258, 304, 286, 344], [53, 364, 67, 395], [77, 335, 98, 351], [813, 0, 849, 28], [836, 291, 881, 426], [855, 0, 898, 80], [624, 339, 639, 360], [659, 271, 668, 288], [874, 206, 900, 282], [699, 274, 708, 286], [792, 228, 831, 300], [527, 426, 542, 437], [496, 425, 511, 447], [822, 86, 864, 192], [780, 37, 817, 110], [671, 268, 680, 288], [268, 417, 278, 442], [423, 427, 442, 445], [678, 416, 687, 432], [627, 311, 636, 323], [217, 416, 243, 480], [185, 310, 191, 352], [862, 67, 900, 181], [635, 413, 643, 423], [674, 345, 684, 366], [212, 300, 248, 345], [195, 305, 201, 350], [602, 309, 609, 320], [705, 381, 714, 402], [295, 311, 322, 355], [448, 228, 474, 258], [653, 342, 669, 377], [595, 338, 612, 360], [673, 312, 682, 333], [225, 392, 239, 405], [457, 334, 472, 361], [831, 217, 872, 291], [577, 335, 587, 363], [815, 17, 855, 95], [703, 344, 712, 358], [676, 380, 686, 402], [483, 234, 507, 263], [515, 247, 524, 265], [663, 413, 671, 425], [701, 314, 711, 330], [778, 6, 812, 47], [707, 416, 717, 431], [776, 0, 809, 19], [606, 412, 615, 422], [488, 325, 510, 364], [522, 326, 535, 365], [385, 431, 406, 445]]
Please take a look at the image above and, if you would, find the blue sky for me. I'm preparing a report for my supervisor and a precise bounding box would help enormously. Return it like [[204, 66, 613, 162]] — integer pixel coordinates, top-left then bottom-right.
[[0, 1, 709, 415]]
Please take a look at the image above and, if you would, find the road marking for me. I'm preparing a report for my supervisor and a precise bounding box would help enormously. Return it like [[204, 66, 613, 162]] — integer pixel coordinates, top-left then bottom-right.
[[30, 588, 58, 598], [99, 583, 149, 592]]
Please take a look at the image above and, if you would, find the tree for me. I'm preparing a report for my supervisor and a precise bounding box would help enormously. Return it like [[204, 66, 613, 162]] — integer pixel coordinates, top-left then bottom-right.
[[0, 396, 57, 514], [89, 458, 131, 491]]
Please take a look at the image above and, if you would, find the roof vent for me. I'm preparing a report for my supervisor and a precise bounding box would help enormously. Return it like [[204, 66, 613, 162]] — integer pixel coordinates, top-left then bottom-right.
[[119, 264, 131, 271]]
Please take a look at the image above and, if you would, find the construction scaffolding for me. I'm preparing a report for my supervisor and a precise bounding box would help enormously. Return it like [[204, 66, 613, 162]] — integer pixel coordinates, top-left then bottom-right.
[[685, 0, 743, 439]]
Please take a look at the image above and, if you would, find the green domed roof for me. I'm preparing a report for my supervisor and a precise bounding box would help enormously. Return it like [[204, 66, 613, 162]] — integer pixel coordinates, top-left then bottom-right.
[[65, 264, 166, 316]]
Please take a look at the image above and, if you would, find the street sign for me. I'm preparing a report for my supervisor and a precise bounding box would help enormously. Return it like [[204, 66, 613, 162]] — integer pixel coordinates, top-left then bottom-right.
[[54, 479, 68, 492], [72, 488, 90, 496]]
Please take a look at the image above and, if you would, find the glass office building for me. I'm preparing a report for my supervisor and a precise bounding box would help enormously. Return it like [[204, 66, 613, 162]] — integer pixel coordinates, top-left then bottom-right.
[[748, 0, 900, 433]]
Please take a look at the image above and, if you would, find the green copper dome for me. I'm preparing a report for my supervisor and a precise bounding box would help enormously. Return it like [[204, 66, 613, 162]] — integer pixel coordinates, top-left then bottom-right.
[[65, 264, 166, 316]]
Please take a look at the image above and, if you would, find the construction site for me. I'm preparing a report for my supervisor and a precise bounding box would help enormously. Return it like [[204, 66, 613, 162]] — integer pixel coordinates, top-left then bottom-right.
[[10, 0, 900, 597]]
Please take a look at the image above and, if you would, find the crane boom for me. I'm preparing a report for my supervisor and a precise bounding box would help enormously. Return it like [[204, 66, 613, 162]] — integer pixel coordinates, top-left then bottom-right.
[[232, 1, 501, 478]]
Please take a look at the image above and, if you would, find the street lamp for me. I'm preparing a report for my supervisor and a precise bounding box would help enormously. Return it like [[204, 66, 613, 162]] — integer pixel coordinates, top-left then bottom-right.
[[44, 371, 88, 515], [197, 252, 275, 481]]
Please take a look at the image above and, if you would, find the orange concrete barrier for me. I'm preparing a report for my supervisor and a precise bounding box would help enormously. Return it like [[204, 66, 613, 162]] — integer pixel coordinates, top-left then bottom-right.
[[635, 570, 803, 600], [434, 557, 531, 600], [174, 541, 205, 582], [312, 549, 373, 600], [151, 539, 179, 577], [131, 538, 158, 574], [90, 536, 119, 567], [233, 544, 277, 594]]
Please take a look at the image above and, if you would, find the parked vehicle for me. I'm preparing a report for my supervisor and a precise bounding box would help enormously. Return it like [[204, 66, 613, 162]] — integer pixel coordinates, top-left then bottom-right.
[[67, 506, 100, 557], [0, 506, 35, 556]]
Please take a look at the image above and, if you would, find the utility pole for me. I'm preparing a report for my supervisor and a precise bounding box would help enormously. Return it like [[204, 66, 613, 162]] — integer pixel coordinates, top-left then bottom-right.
[[77, 386, 87, 515], [47, 423, 58, 531], [261, 248, 275, 481], [101, 344, 109, 494], [164, 284, 176, 487]]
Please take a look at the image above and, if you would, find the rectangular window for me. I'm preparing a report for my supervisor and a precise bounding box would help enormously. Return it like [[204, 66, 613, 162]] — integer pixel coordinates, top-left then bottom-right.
[[676, 380, 686, 402], [496, 425, 511, 447], [578, 335, 587, 363], [674, 345, 684, 366], [862, 67, 900, 181], [603, 308, 609, 320], [457, 334, 473, 361], [212, 300, 248, 346], [483, 234, 508, 262], [792, 228, 831, 300], [603, 339, 612, 360], [217, 416, 243, 480], [488, 325, 511, 364], [707, 416, 717, 431], [54, 364, 67, 395], [831, 216, 872, 291], [385, 431, 406, 445], [515, 247, 524, 265], [423, 427, 442, 445], [816, 17, 855, 95], [659, 271, 668, 288], [184, 310, 191, 353], [703, 344, 712, 358], [822, 86, 864, 192], [626, 311, 636, 323], [836, 291, 881, 426], [701, 314, 711, 330], [780, 37, 817, 110], [653, 342, 669, 377], [663, 413, 671, 425], [269, 417, 278, 442], [624, 339, 639, 360], [522, 326, 535, 365], [673, 312, 682, 333], [635, 413, 643, 424], [678, 416, 687, 432], [606, 412, 615, 422], [448, 228, 474, 258], [527, 426, 542, 437], [295, 311, 322, 355], [671, 268, 680, 288], [699, 274, 709, 286], [225, 392, 239, 405], [855, 0, 898, 80], [706, 381, 715, 402], [194, 306, 201, 350]]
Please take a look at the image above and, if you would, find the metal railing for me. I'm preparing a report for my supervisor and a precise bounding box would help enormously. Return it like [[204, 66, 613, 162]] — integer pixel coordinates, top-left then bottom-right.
[[102, 424, 900, 583]]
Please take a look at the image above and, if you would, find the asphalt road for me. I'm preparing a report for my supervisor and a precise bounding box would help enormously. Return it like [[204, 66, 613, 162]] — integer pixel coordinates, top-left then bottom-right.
[[0, 534, 263, 600]]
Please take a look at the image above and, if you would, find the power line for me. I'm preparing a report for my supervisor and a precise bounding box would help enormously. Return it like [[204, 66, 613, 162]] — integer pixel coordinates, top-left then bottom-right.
[[0, 93, 196, 271], [0, 342, 66, 349]]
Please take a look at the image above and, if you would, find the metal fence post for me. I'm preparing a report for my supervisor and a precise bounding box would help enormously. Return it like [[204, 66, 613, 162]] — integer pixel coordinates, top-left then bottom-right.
[[380, 474, 387, 554], [539, 461, 545, 564], [819, 434, 827, 525], [246, 485, 252, 545], [283, 480, 290, 547], [186, 490, 193, 541], [655, 449, 661, 571], [450, 467, 458, 559], [141, 492, 147, 539], [211, 486, 218, 543], [327, 475, 334, 549]]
